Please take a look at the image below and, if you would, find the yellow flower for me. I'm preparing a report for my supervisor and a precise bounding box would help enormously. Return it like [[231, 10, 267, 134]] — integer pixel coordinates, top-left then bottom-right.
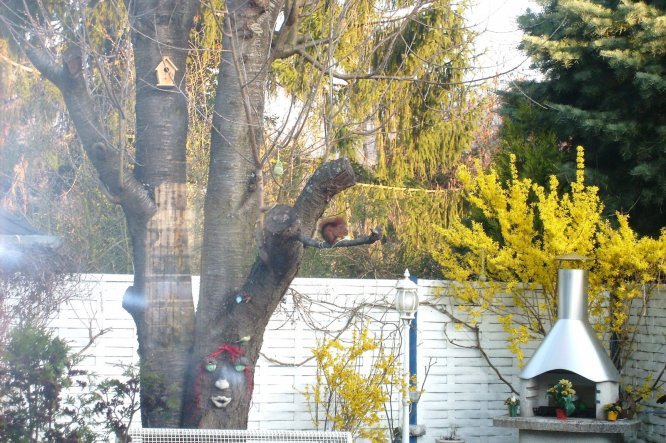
[[304, 328, 401, 442], [432, 146, 665, 375]]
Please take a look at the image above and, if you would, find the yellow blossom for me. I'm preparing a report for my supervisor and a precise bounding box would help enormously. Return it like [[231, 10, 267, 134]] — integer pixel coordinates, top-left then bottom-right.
[[303, 328, 401, 442], [432, 146, 666, 372]]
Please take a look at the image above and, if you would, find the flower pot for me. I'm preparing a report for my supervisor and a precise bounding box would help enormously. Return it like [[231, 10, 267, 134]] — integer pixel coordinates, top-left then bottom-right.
[[555, 408, 567, 420], [508, 404, 519, 417], [607, 411, 618, 421]]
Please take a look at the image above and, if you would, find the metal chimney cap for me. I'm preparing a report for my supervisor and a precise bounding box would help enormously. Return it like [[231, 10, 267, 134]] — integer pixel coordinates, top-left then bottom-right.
[[556, 253, 589, 263], [520, 262, 619, 383]]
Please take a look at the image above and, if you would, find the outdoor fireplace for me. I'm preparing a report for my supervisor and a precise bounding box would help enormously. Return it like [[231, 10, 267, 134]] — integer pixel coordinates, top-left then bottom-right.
[[494, 260, 640, 442], [519, 265, 619, 419]]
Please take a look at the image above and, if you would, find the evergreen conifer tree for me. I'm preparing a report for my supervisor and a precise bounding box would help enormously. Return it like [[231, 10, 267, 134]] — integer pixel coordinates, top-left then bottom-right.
[[502, 0, 666, 234]]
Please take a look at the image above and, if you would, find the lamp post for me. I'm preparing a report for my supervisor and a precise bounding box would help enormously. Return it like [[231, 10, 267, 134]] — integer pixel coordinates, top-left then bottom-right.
[[395, 269, 418, 443]]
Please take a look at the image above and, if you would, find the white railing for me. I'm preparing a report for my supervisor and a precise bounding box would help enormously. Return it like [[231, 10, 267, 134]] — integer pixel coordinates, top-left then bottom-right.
[[126, 428, 353, 443]]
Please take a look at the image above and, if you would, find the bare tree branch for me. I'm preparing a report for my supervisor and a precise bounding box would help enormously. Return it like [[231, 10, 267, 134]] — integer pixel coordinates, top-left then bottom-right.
[[1, 8, 156, 220], [270, 36, 331, 60], [429, 301, 519, 395], [270, 0, 304, 60], [22, 41, 64, 86], [298, 226, 382, 249], [74, 324, 111, 359]]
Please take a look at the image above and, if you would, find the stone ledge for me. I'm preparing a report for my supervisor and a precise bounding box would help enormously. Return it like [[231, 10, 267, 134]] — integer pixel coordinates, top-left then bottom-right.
[[493, 416, 641, 433]]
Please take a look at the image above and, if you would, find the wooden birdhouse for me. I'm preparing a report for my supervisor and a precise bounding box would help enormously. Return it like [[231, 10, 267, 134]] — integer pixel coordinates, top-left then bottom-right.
[[155, 56, 177, 87]]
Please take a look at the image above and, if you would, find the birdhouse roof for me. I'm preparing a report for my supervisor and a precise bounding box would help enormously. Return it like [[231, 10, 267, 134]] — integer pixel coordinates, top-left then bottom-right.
[[155, 56, 177, 71]]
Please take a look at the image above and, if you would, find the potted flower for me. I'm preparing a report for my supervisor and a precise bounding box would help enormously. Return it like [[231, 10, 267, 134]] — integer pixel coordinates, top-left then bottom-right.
[[604, 402, 622, 421], [619, 386, 639, 419], [504, 394, 520, 417], [547, 379, 576, 419]]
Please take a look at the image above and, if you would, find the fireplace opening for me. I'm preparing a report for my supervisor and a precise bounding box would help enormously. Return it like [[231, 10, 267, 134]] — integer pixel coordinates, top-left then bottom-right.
[[524, 370, 603, 418]]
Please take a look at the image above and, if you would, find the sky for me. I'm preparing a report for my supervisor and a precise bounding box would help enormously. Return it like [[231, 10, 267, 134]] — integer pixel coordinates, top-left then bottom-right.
[[466, 0, 541, 83]]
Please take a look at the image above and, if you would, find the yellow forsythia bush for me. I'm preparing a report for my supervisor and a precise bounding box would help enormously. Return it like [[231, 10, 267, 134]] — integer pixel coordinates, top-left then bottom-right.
[[304, 328, 402, 443], [433, 146, 666, 367]]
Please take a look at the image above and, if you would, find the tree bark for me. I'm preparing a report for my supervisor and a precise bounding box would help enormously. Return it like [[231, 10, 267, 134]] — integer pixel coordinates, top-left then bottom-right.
[[183, 158, 356, 428], [185, 0, 294, 426], [121, 0, 199, 427], [4, 0, 197, 425]]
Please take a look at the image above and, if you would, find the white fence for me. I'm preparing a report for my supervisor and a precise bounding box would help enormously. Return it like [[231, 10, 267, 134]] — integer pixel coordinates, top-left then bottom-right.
[[49, 275, 665, 443], [622, 291, 666, 443]]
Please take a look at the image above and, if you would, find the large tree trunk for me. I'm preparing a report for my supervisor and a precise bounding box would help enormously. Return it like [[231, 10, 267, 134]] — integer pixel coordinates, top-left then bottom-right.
[[184, 158, 357, 427], [6, 0, 199, 427], [183, 0, 276, 428], [120, 0, 199, 426]]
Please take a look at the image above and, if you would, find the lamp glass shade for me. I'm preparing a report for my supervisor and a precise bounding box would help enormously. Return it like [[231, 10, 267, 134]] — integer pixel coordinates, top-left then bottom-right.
[[395, 269, 419, 319]]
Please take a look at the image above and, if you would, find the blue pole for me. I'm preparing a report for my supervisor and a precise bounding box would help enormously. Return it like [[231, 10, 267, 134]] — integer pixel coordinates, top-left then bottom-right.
[[409, 275, 418, 443]]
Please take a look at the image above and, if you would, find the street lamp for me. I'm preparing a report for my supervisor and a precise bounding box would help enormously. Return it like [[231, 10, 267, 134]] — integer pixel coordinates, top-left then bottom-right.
[[395, 269, 418, 443]]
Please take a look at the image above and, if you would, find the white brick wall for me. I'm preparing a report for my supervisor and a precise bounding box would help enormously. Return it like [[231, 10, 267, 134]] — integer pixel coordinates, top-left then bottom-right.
[[50, 276, 664, 443]]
